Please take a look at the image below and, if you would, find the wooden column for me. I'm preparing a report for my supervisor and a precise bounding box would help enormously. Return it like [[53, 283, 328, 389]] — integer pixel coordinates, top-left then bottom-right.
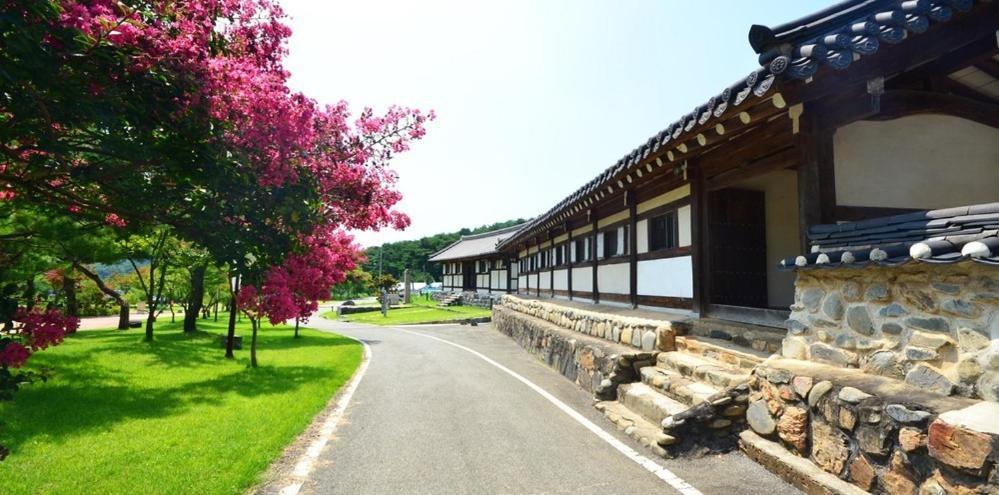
[[487, 259, 492, 294], [549, 235, 555, 298], [591, 212, 600, 304], [797, 105, 836, 251], [690, 161, 706, 315], [628, 190, 638, 308], [566, 223, 573, 300], [535, 238, 541, 298]]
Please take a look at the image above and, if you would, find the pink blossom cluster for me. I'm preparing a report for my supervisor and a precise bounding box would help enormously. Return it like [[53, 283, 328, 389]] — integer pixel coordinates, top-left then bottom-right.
[[0, 308, 79, 368], [241, 228, 362, 325]]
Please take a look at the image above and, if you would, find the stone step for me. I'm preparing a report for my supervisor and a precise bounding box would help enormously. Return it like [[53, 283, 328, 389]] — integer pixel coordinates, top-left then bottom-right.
[[657, 351, 751, 389], [640, 366, 721, 406], [617, 382, 688, 426], [739, 430, 868, 495], [594, 400, 676, 458], [675, 335, 770, 371], [684, 317, 787, 355]]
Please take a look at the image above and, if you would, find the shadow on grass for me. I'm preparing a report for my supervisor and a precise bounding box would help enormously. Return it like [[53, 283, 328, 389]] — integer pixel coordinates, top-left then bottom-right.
[[0, 325, 359, 455]]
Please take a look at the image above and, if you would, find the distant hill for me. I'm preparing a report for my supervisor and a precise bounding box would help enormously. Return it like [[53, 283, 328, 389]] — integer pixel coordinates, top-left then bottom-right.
[[362, 219, 527, 282]]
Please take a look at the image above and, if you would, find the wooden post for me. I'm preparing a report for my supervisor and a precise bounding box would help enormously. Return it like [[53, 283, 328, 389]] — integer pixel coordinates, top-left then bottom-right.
[[535, 238, 541, 298], [507, 258, 513, 293], [797, 105, 835, 251], [487, 260, 492, 294], [403, 269, 411, 304], [690, 160, 705, 315], [549, 234, 555, 298], [566, 222, 573, 300], [628, 190, 638, 308], [591, 212, 600, 304]]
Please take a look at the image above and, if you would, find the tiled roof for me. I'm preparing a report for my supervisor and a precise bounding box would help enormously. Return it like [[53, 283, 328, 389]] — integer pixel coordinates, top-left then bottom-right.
[[781, 203, 999, 270], [427, 224, 526, 262], [498, 0, 984, 251]]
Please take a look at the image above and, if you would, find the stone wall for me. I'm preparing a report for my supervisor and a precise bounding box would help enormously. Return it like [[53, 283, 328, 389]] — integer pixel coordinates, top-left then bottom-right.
[[747, 359, 997, 494], [492, 305, 653, 396], [783, 263, 998, 401], [498, 295, 676, 352]]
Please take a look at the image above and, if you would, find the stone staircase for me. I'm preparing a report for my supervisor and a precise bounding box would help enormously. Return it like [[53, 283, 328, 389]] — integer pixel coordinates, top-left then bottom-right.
[[436, 293, 462, 307], [596, 328, 777, 457]]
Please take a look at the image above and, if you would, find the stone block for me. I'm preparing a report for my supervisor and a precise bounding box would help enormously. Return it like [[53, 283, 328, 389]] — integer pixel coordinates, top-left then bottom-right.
[[777, 406, 808, 454], [862, 350, 904, 379], [838, 387, 872, 404], [928, 402, 999, 471], [810, 419, 850, 476], [940, 299, 981, 319], [856, 423, 891, 455], [782, 337, 808, 360], [842, 282, 862, 302], [747, 399, 776, 436], [879, 303, 910, 318], [885, 404, 932, 424], [822, 294, 845, 320], [808, 380, 834, 408], [846, 306, 875, 336], [802, 287, 824, 312], [792, 376, 813, 398], [899, 284, 937, 312], [906, 316, 951, 333], [899, 427, 926, 452], [905, 364, 955, 396], [864, 282, 890, 301], [849, 454, 876, 491], [809, 343, 856, 367]]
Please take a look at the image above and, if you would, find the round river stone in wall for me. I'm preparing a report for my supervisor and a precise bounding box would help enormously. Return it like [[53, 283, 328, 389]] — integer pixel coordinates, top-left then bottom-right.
[[823, 294, 845, 320], [747, 399, 776, 435], [904, 364, 955, 396], [802, 288, 824, 312], [846, 306, 875, 336]]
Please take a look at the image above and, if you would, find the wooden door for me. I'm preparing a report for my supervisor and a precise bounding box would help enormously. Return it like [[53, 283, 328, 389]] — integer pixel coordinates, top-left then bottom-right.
[[462, 261, 476, 291], [707, 188, 768, 308]]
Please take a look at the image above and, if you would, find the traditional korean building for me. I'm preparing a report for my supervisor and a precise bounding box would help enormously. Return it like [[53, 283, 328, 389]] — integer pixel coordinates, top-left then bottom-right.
[[496, 0, 999, 329], [481, 1, 999, 492], [428, 224, 523, 294]]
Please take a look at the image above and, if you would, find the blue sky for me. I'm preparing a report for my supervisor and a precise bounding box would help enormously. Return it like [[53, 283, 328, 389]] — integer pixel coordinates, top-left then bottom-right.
[[281, 0, 830, 247]]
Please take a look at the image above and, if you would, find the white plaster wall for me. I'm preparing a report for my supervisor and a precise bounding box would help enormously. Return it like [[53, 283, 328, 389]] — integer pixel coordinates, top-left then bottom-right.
[[517, 275, 527, 290], [596, 234, 604, 259], [477, 274, 488, 288], [553, 269, 568, 291], [734, 169, 800, 308], [636, 256, 693, 298], [597, 262, 629, 295], [636, 219, 649, 254], [678, 205, 692, 247], [834, 115, 999, 210], [572, 267, 592, 292], [539, 271, 551, 288]]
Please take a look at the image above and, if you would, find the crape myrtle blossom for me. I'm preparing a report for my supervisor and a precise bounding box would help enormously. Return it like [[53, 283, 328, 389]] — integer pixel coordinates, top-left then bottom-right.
[[0, 308, 79, 368], [1, 0, 432, 327]]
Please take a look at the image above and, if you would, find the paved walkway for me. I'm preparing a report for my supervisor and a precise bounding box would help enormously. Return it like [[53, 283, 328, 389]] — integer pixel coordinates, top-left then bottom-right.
[[288, 318, 798, 494]]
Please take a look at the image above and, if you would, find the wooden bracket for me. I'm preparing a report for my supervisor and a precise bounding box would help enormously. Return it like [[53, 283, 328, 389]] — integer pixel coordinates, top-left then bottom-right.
[[788, 103, 804, 134]]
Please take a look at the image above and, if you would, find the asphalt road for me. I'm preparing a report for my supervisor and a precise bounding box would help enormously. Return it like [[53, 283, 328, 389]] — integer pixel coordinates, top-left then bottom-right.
[[298, 318, 799, 495]]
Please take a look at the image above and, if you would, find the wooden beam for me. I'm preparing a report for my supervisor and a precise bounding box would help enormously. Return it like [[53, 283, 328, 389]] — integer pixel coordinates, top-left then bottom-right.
[[797, 106, 825, 252], [706, 146, 798, 191], [874, 89, 999, 129]]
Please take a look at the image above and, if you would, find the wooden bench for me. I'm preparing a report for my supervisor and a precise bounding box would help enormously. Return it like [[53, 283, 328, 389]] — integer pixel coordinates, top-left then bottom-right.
[[219, 335, 243, 350]]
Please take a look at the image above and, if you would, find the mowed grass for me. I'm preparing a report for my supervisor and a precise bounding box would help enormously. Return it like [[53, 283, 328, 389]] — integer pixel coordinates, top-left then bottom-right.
[[325, 296, 491, 325], [0, 317, 362, 495]]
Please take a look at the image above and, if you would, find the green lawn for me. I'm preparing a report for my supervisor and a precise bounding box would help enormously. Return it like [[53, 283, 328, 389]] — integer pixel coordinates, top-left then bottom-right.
[[325, 296, 491, 325], [0, 318, 362, 495]]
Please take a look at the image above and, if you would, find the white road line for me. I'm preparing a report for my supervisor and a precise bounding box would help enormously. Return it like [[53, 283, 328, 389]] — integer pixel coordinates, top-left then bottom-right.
[[278, 337, 372, 495], [399, 328, 704, 495]]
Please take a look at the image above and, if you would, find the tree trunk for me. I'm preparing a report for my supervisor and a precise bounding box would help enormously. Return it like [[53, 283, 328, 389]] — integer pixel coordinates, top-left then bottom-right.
[[75, 263, 130, 330], [294, 318, 300, 338], [145, 265, 156, 342], [63, 274, 78, 317], [250, 317, 258, 368], [184, 264, 206, 333], [225, 277, 238, 359], [22, 277, 35, 311]]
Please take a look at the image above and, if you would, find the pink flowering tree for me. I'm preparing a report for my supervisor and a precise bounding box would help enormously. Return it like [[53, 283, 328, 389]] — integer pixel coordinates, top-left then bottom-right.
[[0, 306, 79, 459]]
